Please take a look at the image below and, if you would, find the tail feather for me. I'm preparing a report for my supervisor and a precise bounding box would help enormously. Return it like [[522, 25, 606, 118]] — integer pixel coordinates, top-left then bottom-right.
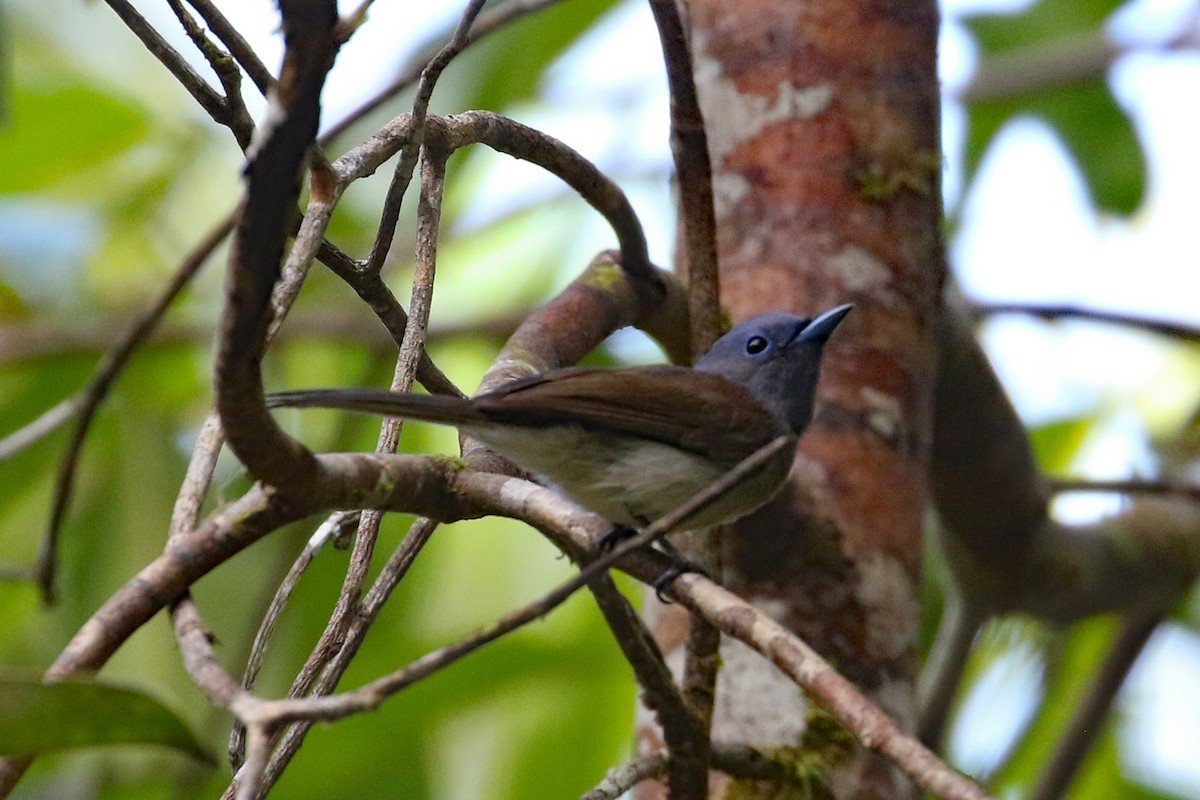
[[266, 389, 485, 427]]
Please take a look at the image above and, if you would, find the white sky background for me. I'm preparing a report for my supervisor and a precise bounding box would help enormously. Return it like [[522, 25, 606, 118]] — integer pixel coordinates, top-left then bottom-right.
[[24, 0, 1200, 793]]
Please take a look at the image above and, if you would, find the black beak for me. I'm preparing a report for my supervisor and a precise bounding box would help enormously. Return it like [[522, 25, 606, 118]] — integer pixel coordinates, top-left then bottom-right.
[[796, 303, 853, 344]]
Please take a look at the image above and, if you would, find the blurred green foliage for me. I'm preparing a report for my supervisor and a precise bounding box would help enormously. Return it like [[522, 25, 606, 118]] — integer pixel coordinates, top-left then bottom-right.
[[961, 0, 1146, 214]]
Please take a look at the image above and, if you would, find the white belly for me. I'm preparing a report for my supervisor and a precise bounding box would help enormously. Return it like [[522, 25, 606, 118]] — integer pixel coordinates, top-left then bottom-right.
[[467, 424, 793, 530]]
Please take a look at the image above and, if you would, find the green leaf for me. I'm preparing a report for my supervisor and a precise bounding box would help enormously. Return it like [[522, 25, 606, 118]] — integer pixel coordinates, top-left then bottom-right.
[[962, 0, 1146, 214], [988, 619, 1113, 793], [966, 0, 1124, 54], [1029, 416, 1093, 474], [0, 675, 211, 762], [1069, 721, 1181, 800], [0, 81, 149, 194], [967, 80, 1145, 215], [436, 0, 619, 112]]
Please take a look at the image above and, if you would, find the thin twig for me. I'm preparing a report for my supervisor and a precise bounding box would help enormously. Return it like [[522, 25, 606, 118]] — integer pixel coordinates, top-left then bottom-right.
[[228, 531, 321, 769], [38, 215, 233, 604], [1050, 477, 1200, 501], [975, 302, 1200, 344], [185, 0, 275, 94], [238, 517, 443, 799], [586, 574, 707, 799], [580, 753, 670, 800], [918, 593, 985, 747], [0, 397, 79, 462], [363, 0, 487, 273], [320, 0, 566, 144], [166, 0, 255, 149], [647, 0, 720, 356], [102, 0, 227, 120]]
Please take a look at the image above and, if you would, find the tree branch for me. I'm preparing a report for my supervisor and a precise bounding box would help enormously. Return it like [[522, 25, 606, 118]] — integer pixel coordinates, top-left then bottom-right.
[[215, 0, 340, 488]]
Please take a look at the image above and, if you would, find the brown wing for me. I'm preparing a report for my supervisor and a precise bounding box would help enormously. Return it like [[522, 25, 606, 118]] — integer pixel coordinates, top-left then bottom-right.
[[474, 366, 790, 462]]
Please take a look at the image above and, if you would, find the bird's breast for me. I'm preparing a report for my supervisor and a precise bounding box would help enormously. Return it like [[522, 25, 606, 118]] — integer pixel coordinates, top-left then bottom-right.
[[466, 423, 794, 530]]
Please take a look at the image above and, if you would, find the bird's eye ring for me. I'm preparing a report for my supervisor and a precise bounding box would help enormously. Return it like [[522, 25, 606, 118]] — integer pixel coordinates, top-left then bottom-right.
[[745, 336, 769, 355]]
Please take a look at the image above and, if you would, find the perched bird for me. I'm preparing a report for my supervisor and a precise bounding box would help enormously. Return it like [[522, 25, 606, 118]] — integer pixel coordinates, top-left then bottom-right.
[[268, 304, 851, 537]]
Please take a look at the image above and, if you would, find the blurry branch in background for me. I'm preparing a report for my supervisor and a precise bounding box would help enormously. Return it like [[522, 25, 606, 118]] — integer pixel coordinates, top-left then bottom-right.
[[957, 14, 1200, 103], [0, 398, 79, 464], [31, 216, 234, 605], [975, 301, 1200, 344], [922, 301, 1200, 795], [1051, 477, 1200, 501], [0, 311, 522, 365], [1027, 612, 1163, 800]]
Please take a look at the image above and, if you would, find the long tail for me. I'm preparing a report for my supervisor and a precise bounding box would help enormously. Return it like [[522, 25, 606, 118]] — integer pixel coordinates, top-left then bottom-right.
[[266, 388, 487, 427]]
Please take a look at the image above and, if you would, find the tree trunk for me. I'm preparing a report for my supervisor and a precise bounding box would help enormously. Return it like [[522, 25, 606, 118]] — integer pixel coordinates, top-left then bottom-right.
[[643, 1, 944, 797]]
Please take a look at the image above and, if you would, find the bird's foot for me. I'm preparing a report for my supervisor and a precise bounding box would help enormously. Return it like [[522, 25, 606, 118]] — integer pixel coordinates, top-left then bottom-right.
[[597, 524, 638, 552], [652, 539, 710, 604]]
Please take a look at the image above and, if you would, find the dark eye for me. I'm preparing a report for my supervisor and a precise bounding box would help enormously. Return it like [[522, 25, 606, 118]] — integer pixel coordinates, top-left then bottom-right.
[[745, 335, 769, 355]]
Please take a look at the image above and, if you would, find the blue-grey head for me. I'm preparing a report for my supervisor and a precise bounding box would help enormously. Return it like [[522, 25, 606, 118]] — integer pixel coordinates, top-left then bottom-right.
[[694, 305, 852, 434]]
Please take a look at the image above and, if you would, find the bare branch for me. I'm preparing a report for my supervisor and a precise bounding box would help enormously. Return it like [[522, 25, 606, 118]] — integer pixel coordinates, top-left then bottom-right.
[[363, 0, 487, 273], [959, 21, 1200, 104], [580, 746, 798, 799], [918, 593, 985, 747], [102, 0, 227, 120], [648, 0, 721, 356], [322, 0, 567, 143], [1051, 477, 1200, 501], [228, 530, 321, 769], [221, 438, 794, 733], [166, 0, 255, 149], [586, 575, 709, 800], [458, 474, 994, 800], [185, 0, 275, 95], [0, 397, 79, 461], [247, 517, 443, 798], [975, 301, 1200, 344], [215, 0, 340, 488]]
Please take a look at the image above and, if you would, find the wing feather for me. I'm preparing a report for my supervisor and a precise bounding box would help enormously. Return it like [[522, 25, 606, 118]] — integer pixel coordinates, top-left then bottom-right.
[[475, 366, 789, 462]]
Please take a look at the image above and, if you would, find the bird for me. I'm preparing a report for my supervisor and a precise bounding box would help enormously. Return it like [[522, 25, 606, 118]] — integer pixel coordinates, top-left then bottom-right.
[[268, 304, 852, 542]]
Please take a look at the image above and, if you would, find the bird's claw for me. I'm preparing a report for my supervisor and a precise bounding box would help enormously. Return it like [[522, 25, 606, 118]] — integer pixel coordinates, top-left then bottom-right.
[[597, 524, 637, 552], [652, 554, 710, 604]]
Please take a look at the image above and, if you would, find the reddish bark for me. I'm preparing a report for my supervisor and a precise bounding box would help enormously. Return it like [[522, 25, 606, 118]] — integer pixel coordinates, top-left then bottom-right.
[[646, 1, 944, 797]]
